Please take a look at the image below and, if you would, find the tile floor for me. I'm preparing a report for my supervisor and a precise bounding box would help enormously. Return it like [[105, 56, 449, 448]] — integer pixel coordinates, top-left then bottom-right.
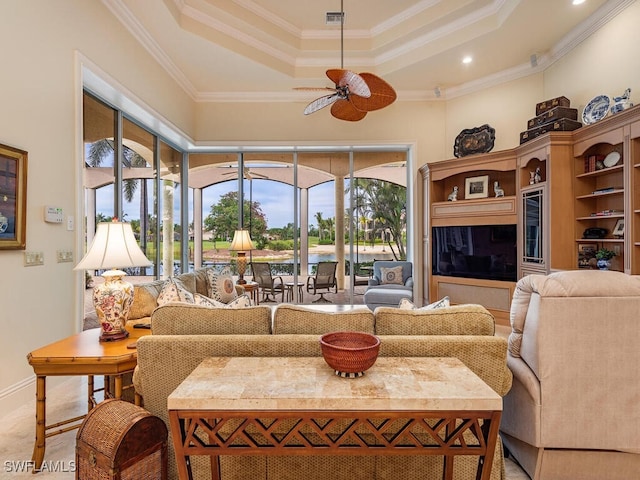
[[0, 375, 531, 479]]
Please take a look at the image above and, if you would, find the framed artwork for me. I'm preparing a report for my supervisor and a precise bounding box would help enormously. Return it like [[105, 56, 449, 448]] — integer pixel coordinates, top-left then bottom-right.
[[578, 243, 597, 269], [464, 175, 489, 199], [0, 143, 27, 249], [613, 218, 624, 238]]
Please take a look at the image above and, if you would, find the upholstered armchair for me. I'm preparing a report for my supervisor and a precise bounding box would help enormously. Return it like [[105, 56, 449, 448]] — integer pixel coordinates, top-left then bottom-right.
[[363, 260, 413, 310], [501, 270, 640, 480]]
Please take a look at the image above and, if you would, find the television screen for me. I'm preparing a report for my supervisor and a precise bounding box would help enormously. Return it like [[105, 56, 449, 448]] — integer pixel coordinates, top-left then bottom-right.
[[432, 225, 517, 282]]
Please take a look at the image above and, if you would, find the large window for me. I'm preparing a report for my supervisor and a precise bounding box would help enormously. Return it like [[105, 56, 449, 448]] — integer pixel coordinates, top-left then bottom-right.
[[82, 90, 410, 305]]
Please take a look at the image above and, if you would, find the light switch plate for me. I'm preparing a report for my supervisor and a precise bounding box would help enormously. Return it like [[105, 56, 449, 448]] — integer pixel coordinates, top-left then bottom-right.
[[57, 250, 73, 263], [24, 251, 44, 266]]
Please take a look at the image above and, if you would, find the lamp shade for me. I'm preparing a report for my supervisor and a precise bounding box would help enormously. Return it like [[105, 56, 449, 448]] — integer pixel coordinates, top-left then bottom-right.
[[229, 229, 255, 252], [75, 221, 152, 271]]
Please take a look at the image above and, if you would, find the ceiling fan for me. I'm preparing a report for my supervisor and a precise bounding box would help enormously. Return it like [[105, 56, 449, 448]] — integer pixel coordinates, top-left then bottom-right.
[[298, 1, 396, 121], [222, 166, 269, 180]]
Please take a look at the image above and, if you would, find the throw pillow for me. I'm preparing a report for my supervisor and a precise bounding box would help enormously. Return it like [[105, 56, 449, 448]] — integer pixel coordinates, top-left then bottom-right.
[[206, 267, 238, 304], [399, 296, 450, 310], [194, 293, 253, 309], [224, 294, 253, 308], [193, 293, 218, 307], [380, 266, 404, 285], [157, 278, 194, 306]]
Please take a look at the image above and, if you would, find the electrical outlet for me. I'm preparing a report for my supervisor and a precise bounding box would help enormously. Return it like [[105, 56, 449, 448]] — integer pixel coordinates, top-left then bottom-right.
[[57, 250, 73, 263], [67, 215, 74, 231], [24, 251, 44, 266]]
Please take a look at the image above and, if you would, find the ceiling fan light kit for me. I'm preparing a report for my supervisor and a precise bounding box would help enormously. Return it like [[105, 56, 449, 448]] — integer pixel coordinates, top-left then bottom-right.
[[301, 1, 396, 121]]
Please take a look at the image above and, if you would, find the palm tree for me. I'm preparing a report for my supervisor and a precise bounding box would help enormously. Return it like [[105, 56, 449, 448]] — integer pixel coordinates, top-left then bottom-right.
[[347, 179, 406, 260], [314, 212, 325, 242], [87, 139, 151, 269]]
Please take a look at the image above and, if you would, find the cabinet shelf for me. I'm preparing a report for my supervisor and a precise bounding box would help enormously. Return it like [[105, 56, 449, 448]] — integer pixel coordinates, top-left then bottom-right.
[[576, 164, 623, 178], [575, 189, 624, 199], [576, 238, 623, 243], [576, 214, 624, 221]]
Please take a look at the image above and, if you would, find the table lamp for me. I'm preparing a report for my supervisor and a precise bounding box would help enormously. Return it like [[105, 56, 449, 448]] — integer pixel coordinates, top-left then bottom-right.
[[75, 221, 152, 341], [229, 229, 254, 284]]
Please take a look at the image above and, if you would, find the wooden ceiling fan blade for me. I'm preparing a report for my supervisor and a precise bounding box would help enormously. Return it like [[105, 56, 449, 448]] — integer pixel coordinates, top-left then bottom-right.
[[350, 73, 397, 112], [304, 93, 340, 115], [326, 69, 371, 98], [331, 99, 367, 122], [293, 87, 335, 92]]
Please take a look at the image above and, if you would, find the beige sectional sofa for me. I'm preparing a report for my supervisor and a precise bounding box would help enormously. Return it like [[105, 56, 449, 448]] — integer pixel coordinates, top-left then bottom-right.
[[125, 268, 245, 326], [500, 270, 640, 480], [132, 303, 512, 480]]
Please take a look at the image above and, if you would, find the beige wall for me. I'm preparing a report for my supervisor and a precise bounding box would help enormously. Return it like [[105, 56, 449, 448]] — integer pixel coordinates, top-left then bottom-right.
[[1, 0, 639, 415], [0, 0, 193, 414]]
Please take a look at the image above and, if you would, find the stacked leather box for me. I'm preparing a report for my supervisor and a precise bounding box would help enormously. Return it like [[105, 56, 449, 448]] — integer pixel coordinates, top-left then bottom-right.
[[520, 96, 582, 144]]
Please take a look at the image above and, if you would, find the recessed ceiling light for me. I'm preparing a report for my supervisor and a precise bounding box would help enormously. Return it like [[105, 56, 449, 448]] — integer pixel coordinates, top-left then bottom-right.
[[572, 0, 586, 5], [462, 56, 473, 64]]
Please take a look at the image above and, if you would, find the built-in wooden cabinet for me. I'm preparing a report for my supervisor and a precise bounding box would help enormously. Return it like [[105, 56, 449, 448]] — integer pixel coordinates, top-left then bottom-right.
[[517, 133, 574, 276], [421, 105, 640, 324], [424, 150, 518, 326], [572, 104, 640, 273]]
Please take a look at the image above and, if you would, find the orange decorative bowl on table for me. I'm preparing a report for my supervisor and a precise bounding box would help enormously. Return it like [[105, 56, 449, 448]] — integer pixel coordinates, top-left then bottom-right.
[[320, 331, 381, 378]]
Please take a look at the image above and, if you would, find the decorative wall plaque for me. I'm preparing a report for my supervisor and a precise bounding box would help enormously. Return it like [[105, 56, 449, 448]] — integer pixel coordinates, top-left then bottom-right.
[[453, 124, 495, 158]]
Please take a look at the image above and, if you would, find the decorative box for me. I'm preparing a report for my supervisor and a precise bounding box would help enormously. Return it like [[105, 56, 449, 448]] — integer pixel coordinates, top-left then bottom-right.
[[535, 96, 571, 115], [527, 106, 578, 130], [76, 399, 168, 480], [519, 118, 582, 144]]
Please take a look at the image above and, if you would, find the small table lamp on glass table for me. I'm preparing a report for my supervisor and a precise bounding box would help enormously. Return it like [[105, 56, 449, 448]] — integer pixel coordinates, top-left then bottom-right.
[[75, 221, 152, 342], [229, 228, 254, 285]]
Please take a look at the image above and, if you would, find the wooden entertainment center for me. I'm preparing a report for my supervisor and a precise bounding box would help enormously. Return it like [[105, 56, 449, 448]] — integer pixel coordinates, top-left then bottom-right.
[[421, 104, 640, 326]]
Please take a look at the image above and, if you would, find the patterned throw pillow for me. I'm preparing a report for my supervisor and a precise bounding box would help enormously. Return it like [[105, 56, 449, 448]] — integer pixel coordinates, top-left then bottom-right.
[[157, 278, 194, 306], [223, 294, 252, 308], [194, 293, 252, 309], [399, 296, 450, 310], [380, 266, 404, 285], [205, 267, 238, 304], [193, 293, 218, 307]]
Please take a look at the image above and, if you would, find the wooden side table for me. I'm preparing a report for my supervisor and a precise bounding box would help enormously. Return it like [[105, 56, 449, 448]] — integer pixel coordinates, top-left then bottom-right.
[[240, 281, 259, 305], [26, 325, 149, 472]]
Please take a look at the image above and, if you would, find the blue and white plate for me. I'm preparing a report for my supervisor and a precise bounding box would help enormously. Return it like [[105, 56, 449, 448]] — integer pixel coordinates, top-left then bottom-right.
[[582, 95, 610, 125]]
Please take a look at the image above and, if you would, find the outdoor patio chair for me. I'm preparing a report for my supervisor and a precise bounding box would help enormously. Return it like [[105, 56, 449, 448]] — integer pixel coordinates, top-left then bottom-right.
[[251, 262, 284, 302], [306, 261, 338, 303]]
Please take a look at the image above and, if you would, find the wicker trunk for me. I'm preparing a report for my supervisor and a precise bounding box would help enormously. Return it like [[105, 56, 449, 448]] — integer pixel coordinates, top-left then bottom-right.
[[76, 399, 168, 480]]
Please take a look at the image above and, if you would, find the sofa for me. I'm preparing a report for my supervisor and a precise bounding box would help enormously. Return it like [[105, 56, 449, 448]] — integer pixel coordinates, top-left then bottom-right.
[[364, 260, 414, 309], [131, 302, 512, 480], [127, 267, 245, 324], [500, 270, 640, 480]]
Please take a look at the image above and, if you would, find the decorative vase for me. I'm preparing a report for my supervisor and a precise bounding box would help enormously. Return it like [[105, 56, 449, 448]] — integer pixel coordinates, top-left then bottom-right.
[[596, 259, 611, 270], [93, 270, 134, 341]]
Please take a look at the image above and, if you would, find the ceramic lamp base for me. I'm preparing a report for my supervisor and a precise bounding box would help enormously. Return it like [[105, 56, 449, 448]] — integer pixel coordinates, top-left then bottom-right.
[[100, 330, 130, 342], [94, 269, 134, 342]]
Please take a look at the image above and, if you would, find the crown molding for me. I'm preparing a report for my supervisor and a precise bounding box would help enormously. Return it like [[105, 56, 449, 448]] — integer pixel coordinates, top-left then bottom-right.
[[101, 0, 199, 100], [103, 0, 633, 104]]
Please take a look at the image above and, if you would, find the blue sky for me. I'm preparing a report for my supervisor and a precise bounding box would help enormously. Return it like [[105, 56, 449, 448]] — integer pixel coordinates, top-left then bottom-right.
[[96, 179, 338, 229]]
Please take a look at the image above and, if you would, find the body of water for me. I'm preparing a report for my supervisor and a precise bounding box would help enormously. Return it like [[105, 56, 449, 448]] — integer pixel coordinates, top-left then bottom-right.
[[292, 252, 394, 264]]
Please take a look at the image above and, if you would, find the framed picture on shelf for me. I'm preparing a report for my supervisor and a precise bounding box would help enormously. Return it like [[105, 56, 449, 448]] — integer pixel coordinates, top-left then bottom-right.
[[578, 243, 597, 269], [612, 218, 624, 238], [464, 175, 489, 199], [0, 143, 28, 250]]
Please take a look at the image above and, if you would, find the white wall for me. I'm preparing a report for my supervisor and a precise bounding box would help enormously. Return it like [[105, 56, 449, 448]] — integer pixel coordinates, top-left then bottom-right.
[[0, 0, 194, 415], [1, 0, 639, 415]]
